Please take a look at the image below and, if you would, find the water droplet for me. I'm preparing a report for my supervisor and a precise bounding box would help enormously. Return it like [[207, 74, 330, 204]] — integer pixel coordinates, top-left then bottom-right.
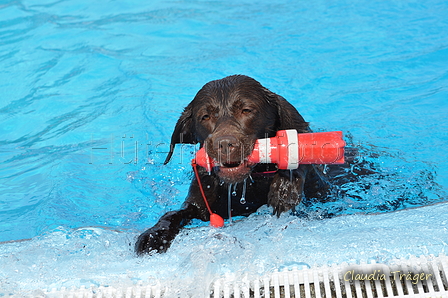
[[227, 184, 233, 225], [232, 183, 238, 196], [323, 164, 328, 175], [240, 178, 247, 204], [249, 175, 254, 183]]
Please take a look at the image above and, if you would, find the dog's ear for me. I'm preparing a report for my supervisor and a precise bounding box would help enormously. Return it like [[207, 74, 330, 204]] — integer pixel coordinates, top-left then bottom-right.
[[164, 104, 196, 164], [269, 92, 310, 133]]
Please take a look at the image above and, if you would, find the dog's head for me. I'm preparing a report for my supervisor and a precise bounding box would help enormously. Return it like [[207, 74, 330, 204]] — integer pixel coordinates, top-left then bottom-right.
[[165, 75, 309, 183]]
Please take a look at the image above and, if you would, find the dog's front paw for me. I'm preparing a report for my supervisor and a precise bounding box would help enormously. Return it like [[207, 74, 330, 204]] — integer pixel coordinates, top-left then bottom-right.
[[268, 172, 304, 217], [135, 226, 175, 255]]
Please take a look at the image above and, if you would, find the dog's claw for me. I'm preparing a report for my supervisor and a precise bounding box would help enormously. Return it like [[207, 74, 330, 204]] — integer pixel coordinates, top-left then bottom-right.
[[135, 227, 174, 255], [268, 172, 303, 217]]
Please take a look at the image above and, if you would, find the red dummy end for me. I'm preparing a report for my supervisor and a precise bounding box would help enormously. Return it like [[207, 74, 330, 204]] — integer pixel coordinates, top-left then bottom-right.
[[195, 147, 214, 172]]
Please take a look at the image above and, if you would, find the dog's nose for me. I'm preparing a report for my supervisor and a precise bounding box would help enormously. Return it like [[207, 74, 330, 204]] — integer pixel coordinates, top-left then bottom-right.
[[213, 135, 239, 157]]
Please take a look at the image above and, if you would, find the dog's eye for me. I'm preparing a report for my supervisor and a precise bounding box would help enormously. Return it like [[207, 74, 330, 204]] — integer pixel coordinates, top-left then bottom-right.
[[201, 114, 210, 121], [242, 109, 252, 115]]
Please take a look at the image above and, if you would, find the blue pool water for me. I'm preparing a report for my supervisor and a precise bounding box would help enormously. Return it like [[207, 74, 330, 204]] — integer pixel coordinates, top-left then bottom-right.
[[1, 0, 447, 294]]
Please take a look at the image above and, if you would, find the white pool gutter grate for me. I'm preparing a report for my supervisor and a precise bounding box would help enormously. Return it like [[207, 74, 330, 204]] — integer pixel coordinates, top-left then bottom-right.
[[8, 254, 448, 298]]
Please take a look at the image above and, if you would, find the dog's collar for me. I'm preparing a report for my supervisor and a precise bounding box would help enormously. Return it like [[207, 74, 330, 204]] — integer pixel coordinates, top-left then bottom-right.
[[250, 164, 278, 178], [250, 170, 277, 177]]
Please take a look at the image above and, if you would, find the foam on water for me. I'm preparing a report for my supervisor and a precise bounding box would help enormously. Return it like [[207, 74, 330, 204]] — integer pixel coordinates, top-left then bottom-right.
[[1, 203, 447, 295]]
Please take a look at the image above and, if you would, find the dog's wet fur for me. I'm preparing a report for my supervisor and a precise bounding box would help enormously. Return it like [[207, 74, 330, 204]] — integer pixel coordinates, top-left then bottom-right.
[[135, 75, 368, 255]]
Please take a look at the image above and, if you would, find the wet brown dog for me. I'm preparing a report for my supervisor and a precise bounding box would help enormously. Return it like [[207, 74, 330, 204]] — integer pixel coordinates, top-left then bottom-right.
[[135, 75, 331, 255]]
